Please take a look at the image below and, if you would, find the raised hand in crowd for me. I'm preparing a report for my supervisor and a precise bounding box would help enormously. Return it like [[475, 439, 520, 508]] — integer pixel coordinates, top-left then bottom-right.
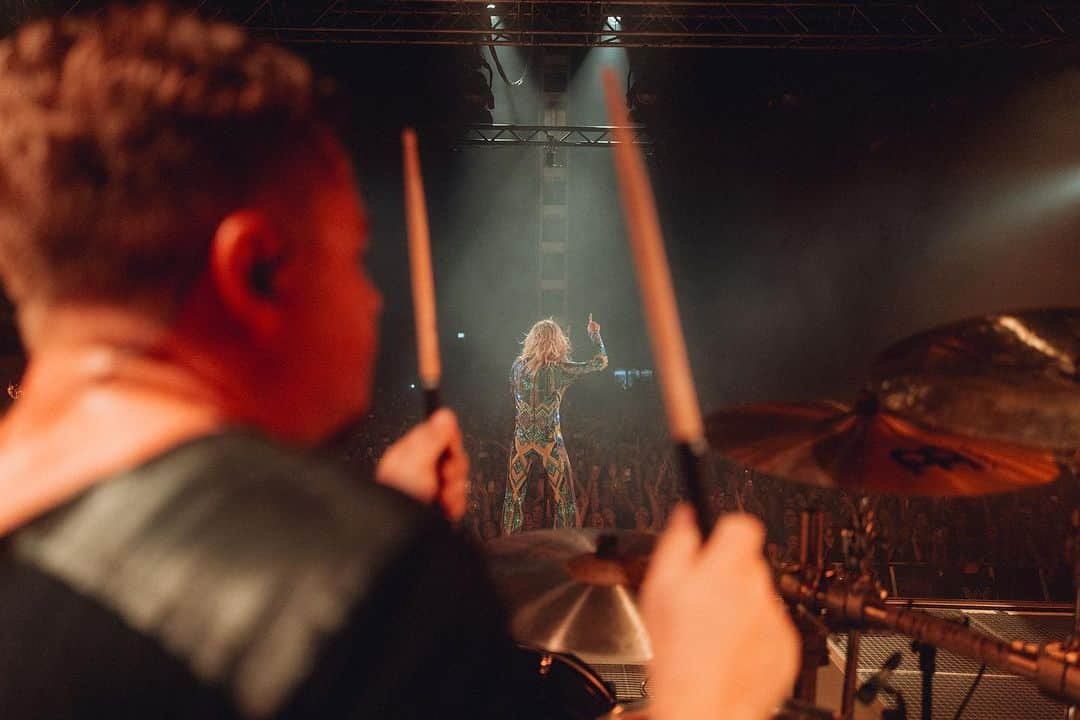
[[638, 455, 668, 532]]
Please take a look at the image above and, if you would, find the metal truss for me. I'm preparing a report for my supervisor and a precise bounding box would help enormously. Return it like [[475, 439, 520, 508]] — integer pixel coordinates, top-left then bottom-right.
[[461, 124, 652, 147], [217, 1, 1080, 51], [17, 1, 1076, 50]]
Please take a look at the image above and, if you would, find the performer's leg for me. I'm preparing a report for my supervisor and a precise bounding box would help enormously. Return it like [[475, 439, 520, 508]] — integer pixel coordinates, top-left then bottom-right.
[[542, 441, 578, 529], [502, 440, 534, 535]]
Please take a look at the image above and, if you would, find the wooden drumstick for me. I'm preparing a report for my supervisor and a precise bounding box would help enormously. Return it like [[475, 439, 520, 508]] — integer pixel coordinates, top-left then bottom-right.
[[600, 68, 713, 535], [402, 128, 443, 417]]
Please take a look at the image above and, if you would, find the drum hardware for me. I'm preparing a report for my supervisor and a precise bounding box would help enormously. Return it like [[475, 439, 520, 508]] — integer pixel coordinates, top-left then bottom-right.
[[777, 698, 841, 719], [837, 497, 885, 720], [602, 86, 1077, 719], [705, 393, 1060, 497], [869, 307, 1080, 451], [598, 698, 840, 719], [855, 652, 906, 720], [598, 701, 649, 719], [793, 507, 831, 705], [842, 630, 863, 720], [912, 640, 935, 720], [872, 308, 1080, 720], [784, 491, 884, 720], [484, 529, 655, 664], [1069, 506, 1079, 720], [705, 312, 1076, 718], [510, 644, 616, 720], [778, 573, 1080, 708], [489, 309, 1080, 719]]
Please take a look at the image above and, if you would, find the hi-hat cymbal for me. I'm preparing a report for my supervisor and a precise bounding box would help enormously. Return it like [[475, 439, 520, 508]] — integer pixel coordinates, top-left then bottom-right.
[[484, 529, 655, 664], [870, 307, 1080, 450], [706, 395, 1060, 496]]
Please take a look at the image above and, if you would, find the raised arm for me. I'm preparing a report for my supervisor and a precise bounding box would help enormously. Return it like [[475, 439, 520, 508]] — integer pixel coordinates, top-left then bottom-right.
[[646, 458, 667, 532], [574, 469, 590, 526], [559, 314, 609, 379]]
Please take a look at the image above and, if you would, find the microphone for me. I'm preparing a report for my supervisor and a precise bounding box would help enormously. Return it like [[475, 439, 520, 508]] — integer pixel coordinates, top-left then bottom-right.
[[857, 651, 903, 705]]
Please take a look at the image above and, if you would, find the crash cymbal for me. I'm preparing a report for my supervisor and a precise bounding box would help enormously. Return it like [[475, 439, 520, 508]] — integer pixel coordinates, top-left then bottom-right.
[[870, 307, 1080, 450], [484, 529, 655, 664], [706, 395, 1060, 496]]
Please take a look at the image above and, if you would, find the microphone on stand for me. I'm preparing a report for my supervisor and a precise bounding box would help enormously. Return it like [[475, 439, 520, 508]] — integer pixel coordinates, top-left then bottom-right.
[[857, 651, 909, 720], [856, 651, 903, 705]]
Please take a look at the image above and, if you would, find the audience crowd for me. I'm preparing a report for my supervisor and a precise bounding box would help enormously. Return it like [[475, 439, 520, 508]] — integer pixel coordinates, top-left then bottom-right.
[[341, 384, 1076, 603]]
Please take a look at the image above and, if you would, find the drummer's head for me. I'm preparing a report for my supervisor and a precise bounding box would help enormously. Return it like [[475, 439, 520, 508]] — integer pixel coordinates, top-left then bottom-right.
[[518, 318, 571, 375], [0, 3, 382, 442]]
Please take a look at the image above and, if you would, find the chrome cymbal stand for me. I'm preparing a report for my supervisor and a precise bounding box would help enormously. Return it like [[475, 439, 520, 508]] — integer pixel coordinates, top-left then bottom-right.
[[1067, 506, 1078, 720], [793, 507, 830, 706], [840, 497, 883, 720]]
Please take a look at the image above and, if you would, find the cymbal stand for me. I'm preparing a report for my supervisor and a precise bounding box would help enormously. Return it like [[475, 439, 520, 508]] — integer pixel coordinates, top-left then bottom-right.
[[793, 507, 830, 705], [840, 497, 882, 720], [1058, 453, 1080, 720], [838, 498, 947, 720], [1068, 507, 1079, 720], [912, 640, 936, 720]]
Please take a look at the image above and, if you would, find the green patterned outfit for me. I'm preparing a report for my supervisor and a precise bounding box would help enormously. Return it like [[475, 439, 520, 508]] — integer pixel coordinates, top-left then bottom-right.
[[502, 331, 608, 535]]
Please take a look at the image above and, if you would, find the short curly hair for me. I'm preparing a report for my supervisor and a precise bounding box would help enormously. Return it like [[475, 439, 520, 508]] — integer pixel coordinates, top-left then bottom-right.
[[0, 2, 335, 307]]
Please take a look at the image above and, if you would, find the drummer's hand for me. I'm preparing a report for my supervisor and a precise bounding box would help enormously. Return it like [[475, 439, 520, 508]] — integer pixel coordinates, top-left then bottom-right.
[[642, 507, 799, 720], [586, 313, 600, 336], [376, 408, 469, 521]]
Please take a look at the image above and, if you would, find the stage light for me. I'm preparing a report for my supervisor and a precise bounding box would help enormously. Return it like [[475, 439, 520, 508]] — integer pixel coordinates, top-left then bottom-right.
[[600, 15, 621, 43], [457, 332, 466, 339], [486, 3, 495, 8], [613, 368, 653, 390], [410, 383, 416, 389]]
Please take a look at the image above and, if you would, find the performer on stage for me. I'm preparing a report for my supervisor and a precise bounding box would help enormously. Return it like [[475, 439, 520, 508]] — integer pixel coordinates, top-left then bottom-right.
[[503, 315, 607, 534]]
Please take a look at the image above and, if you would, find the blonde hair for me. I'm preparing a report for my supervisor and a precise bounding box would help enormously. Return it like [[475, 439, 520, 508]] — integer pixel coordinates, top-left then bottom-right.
[[517, 319, 571, 376]]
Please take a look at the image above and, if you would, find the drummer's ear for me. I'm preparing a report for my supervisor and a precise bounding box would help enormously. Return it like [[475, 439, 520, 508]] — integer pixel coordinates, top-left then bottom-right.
[[209, 209, 285, 338]]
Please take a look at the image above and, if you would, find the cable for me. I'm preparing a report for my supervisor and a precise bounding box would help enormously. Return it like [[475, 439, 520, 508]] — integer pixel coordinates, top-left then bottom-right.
[[487, 44, 529, 87], [881, 685, 908, 720], [951, 664, 987, 720]]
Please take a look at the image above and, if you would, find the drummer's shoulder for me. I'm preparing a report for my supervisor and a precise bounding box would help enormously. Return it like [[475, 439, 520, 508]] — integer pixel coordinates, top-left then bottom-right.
[[176, 428, 439, 544], [25, 428, 443, 576], [58, 428, 442, 567], [11, 428, 465, 717]]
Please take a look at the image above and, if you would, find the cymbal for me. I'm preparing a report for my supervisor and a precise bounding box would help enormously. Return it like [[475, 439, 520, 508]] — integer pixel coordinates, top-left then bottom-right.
[[706, 396, 1060, 496], [484, 529, 655, 664], [870, 307, 1080, 450]]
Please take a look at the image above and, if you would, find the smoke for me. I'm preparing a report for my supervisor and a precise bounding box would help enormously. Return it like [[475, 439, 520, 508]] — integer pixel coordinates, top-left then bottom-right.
[[347, 46, 1080, 423]]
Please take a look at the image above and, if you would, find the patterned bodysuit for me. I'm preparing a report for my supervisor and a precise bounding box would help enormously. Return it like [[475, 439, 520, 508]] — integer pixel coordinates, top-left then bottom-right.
[[502, 332, 608, 535]]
